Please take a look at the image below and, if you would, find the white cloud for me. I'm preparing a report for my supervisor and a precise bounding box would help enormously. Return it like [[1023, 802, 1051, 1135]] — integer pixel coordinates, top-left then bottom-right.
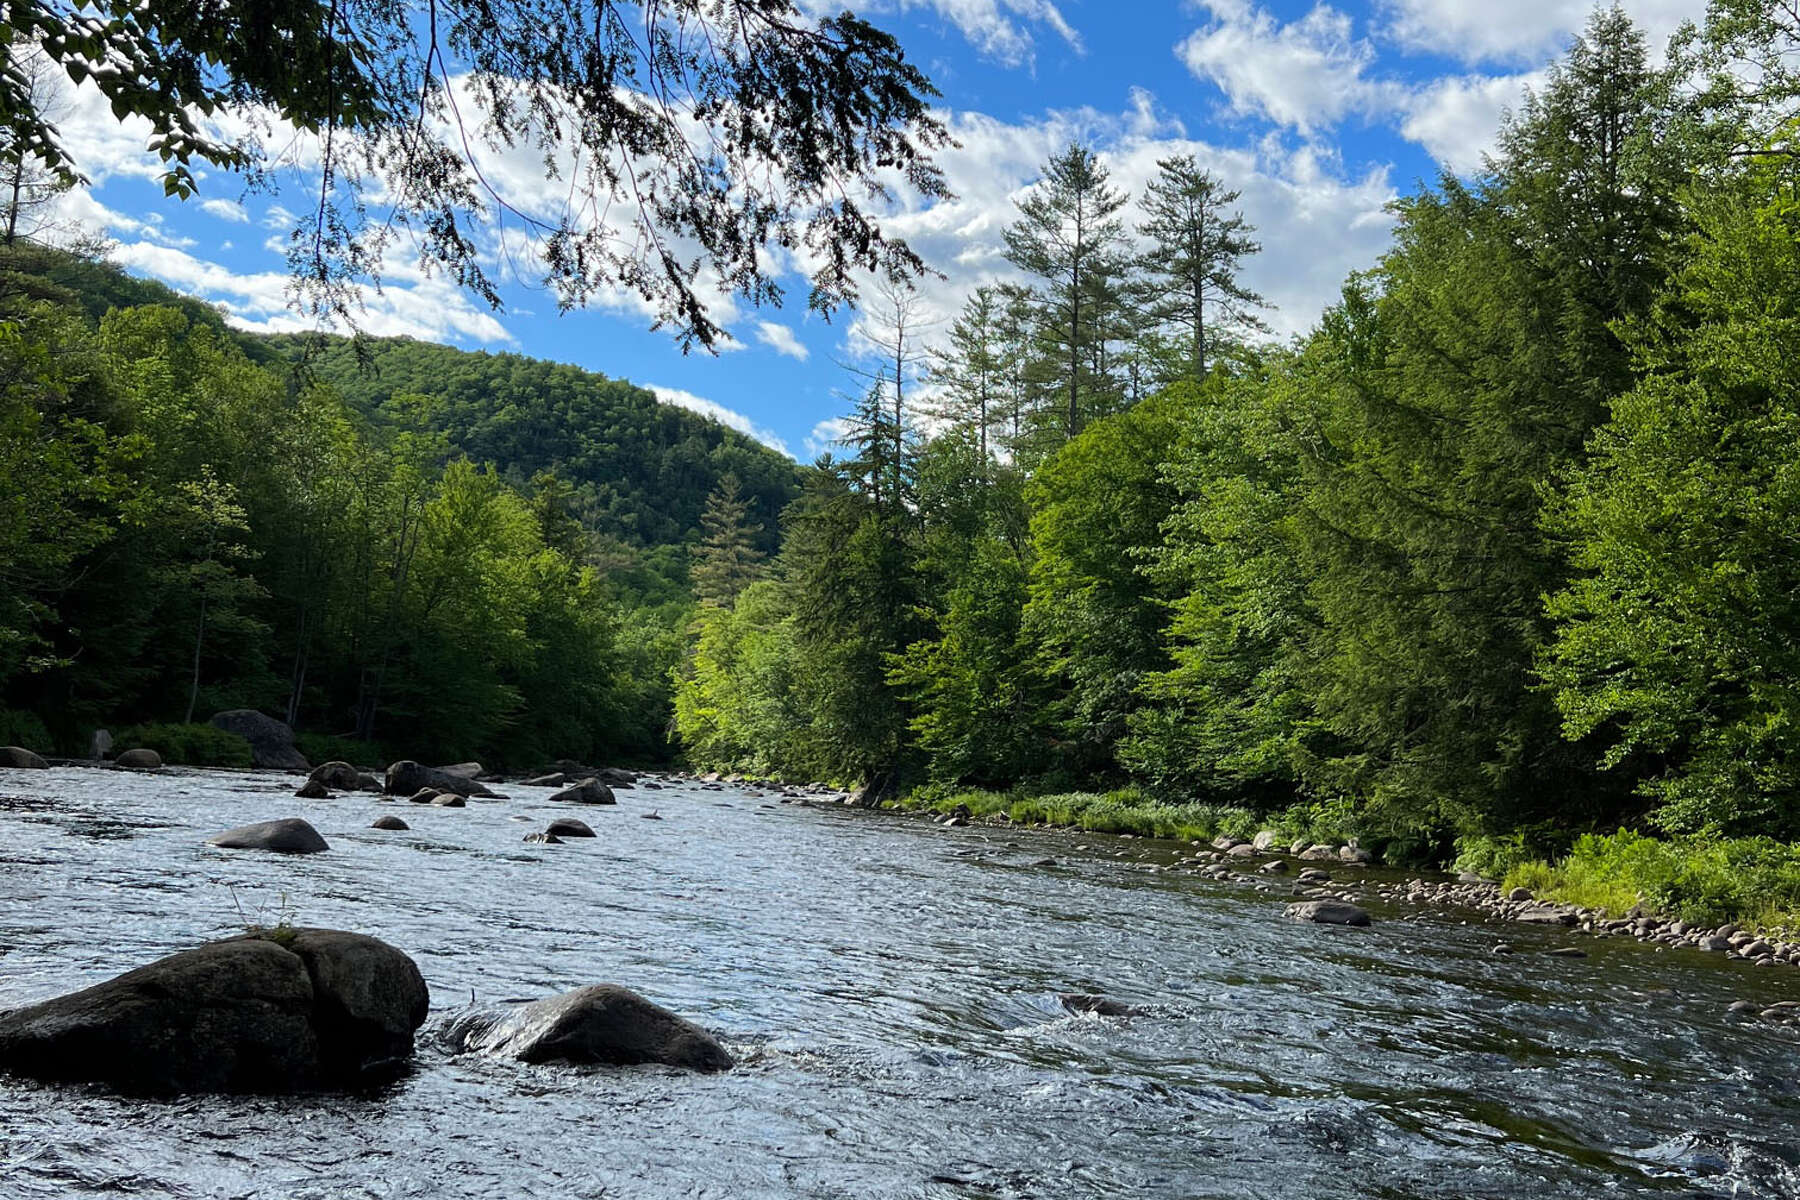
[[200, 197, 249, 223], [799, 0, 1081, 67], [754, 320, 810, 360], [1399, 71, 1543, 174], [804, 416, 855, 458], [1178, 2, 1401, 135], [1378, 0, 1704, 66], [648, 385, 793, 457], [106, 240, 516, 345]]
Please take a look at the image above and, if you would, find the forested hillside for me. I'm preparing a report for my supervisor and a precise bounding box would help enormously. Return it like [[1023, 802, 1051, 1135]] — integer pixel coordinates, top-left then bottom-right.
[[0, 244, 800, 768], [669, 5, 1800, 917], [267, 334, 797, 555]]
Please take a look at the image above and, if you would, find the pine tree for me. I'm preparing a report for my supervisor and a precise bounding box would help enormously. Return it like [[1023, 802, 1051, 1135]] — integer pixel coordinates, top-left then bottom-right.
[[690, 474, 766, 608], [1003, 143, 1133, 442], [926, 286, 1006, 470], [1137, 155, 1270, 383]]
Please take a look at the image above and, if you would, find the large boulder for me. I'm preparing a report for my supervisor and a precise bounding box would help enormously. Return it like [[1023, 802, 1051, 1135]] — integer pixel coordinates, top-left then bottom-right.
[[384, 760, 498, 799], [114, 748, 162, 769], [209, 710, 310, 771], [0, 746, 47, 769], [548, 760, 637, 787], [545, 818, 596, 838], [436, 762, 483, 779], [549, 778, 615, 805], [0, 929, 428, 1093], [207, 818, 329, 854], [441, 984, 731, 1072], [308, 761, 363, 791]]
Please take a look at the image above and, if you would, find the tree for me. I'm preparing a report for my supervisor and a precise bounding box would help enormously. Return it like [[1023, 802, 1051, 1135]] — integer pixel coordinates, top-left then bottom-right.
[[926, 286, 1006, 469], [1544, 161, 1800, 837], [0, 39, 69, 246], [691, 473, 766, 607], [1137, 155, 1270, 383], [7, 0, 952, 347], [1003, 143, 1132, 442]]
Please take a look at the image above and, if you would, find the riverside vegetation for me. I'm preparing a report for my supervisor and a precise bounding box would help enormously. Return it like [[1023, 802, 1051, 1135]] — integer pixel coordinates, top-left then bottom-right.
[[13, 5, 1800, 941], [667, 4, 1800, 939]]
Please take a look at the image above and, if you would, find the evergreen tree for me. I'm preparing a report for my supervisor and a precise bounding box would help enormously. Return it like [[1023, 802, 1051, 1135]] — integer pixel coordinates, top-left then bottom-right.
[[1003, 143, 1133, 444], [691, 473, 767, 608], [1137, 155, 1270, 383]]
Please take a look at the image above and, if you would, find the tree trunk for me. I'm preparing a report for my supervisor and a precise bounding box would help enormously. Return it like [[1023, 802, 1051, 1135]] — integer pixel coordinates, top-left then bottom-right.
[[184, 596, 209, 725]]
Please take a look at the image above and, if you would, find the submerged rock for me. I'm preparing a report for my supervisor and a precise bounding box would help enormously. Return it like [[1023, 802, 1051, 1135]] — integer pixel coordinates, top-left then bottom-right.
[[441, 984, 731, 1072], [371, 815, 409, 831], [0, 746, 47, 768], [114, 748, 162, 770], [207, 818, 329, 854], [384, 760, 498, 799], [549, 778, 616, 805], [295, 779, 330, 799], [0, 929, 427, 1093], [1286, 900, 1372, 927], [545, 818, 595, 838], [209, 710, 310, 771], [1058, 993, 1141, 1017]]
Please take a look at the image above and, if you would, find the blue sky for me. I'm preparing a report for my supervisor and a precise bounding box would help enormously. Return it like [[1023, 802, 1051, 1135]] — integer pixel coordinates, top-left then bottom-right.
[[51, 0, 1706, 459]]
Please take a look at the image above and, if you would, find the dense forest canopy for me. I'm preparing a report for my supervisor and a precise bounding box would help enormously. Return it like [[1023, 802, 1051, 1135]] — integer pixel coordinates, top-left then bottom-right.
[[0, 241, 799, 768], [669, 1, 1800, 869]]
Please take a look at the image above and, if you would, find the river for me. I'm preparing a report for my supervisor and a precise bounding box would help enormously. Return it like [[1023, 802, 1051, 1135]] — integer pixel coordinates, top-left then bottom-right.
[[0, 765, 1796, 1198]]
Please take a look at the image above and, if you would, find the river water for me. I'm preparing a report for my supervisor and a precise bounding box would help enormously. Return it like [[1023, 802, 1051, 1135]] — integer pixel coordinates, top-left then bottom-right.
[[0, 766, 1797, 1198]]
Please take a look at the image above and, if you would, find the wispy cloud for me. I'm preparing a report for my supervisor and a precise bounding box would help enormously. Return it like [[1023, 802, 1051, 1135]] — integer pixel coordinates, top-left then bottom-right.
[[649, 385, 794, 457]]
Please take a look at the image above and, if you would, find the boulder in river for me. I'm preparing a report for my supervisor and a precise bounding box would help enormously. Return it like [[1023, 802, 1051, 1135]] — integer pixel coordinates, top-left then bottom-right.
[[371, 815, 409, 831], [295, 779, 330, 799], [0, 929, 427, 1093], [525, 773, 568, 788], [207, 818, 329, 854], [405, 788, 440, 804], [1059, 993, 1141, 1017], [355, 772, 383, 793], [1251, 831, 1281, 851], [385, 760, 498, 799], [441, 984, 732, 1072], [1286, 900, 1372, 927], [208, 710, 310, 771], [0, 746, 47, 768], [114, 748, 162, 769], [429, 792, 466, 808], [545, 818, 595, 838], [436, 762, 482, 779], [308, 761, 363, 791], [523, 832, 562, 845], [549, 777, 616, 805]]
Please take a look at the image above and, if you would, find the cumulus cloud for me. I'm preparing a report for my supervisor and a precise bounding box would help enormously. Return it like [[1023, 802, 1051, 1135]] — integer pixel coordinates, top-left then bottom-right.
[[199, 197, 249, 223], [1399, 71, 1543, 174], [804, 416, 855, 458], [754, 320, 810, 360], [799, 0, 1081, 67], [1178, 1, 1401, 135], [648, 385, 794, 457], [1378, 0, 1704, 66]]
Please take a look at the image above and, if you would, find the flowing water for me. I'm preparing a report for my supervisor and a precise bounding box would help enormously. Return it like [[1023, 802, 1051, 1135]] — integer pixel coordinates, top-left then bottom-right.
[[1, 766, 1797, 1199]]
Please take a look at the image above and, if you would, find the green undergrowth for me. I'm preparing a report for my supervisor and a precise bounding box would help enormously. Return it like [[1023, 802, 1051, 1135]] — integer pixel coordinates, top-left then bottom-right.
[[1503, 830, 1800, 933], [893, 784, 1365, 847], [115, 722, 253, 768]]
